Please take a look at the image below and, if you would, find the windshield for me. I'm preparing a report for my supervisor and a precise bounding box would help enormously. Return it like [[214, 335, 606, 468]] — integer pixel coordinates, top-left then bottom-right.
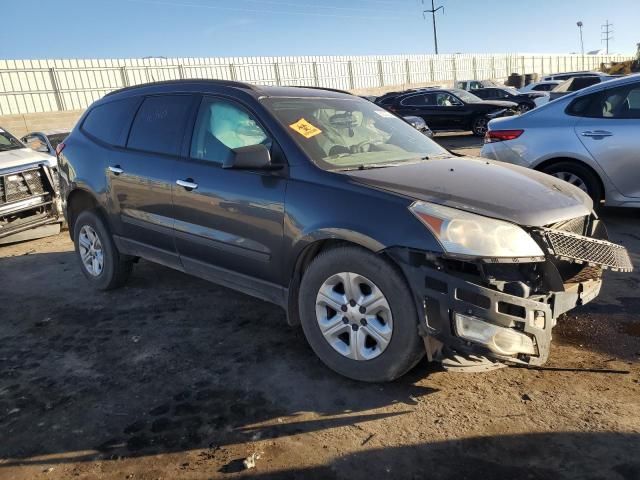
[[450, 89, 482, 103], [262, 96, 449, 170], [0, 129, 24, 152]]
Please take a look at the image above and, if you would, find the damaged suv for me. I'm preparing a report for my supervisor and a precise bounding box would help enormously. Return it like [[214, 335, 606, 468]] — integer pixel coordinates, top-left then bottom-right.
[[57, 81, 632, 382], [0, 127, 63, 244]]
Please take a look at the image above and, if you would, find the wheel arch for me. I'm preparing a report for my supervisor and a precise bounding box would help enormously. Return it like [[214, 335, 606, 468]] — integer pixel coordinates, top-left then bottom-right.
[[66, 188, 110, 240], [285, 230, 388, 326]]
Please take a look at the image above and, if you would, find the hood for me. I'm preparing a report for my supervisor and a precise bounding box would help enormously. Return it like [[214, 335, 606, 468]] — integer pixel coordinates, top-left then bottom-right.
[[477, 100, 518, 108], [345, 157, 592, 227], [0, 147, 56, 172]]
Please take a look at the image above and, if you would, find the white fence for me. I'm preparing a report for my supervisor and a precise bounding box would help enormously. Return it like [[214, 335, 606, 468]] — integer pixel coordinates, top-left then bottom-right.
[[0, 53, 630, 115]]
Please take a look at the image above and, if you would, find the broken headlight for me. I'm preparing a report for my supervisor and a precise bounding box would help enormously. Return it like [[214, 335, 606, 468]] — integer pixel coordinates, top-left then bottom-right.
[[409, 201, 544, 258]]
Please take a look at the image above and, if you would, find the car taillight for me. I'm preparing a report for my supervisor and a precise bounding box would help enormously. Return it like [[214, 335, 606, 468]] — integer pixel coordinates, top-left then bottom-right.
[[55, 142, 66, 156], [484, 129, 524, 144]]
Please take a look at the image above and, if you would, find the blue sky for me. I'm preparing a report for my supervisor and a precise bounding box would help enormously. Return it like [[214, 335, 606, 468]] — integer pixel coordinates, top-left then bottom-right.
[[2, 0, 638, 58]]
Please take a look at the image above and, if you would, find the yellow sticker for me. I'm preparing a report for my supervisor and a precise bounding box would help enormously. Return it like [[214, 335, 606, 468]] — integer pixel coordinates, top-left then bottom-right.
[[289, 118, 322, 139]]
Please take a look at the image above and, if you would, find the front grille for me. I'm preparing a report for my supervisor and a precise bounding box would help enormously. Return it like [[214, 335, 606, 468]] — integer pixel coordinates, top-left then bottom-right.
[[543, 228, 633, 272], [0, 168, 46, 205]]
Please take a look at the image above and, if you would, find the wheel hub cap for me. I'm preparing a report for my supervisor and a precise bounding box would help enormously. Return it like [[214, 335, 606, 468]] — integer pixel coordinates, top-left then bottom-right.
[[550, 171, 588, 193], [78, 225, 104, 277], [315, 272, 393, 361]]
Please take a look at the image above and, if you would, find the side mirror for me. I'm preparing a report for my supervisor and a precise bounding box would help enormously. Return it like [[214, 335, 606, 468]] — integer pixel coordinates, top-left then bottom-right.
[[224, 144, 280, 170]]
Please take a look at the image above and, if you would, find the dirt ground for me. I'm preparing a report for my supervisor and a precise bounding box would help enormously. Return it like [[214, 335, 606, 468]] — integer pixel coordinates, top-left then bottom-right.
[[1, 135, 639, 480]]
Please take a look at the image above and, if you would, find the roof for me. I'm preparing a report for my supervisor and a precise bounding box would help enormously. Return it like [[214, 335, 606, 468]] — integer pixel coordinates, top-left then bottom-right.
[[103, 79, 355, 101]]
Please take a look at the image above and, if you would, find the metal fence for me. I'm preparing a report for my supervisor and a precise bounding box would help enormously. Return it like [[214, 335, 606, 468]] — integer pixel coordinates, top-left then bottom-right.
[[0, 53, 631, 115]]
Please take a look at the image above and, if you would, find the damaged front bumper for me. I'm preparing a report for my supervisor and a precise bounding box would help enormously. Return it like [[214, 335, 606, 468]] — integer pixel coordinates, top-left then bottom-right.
[[388, 215, 632, 368], [0, 162, 63, 244]]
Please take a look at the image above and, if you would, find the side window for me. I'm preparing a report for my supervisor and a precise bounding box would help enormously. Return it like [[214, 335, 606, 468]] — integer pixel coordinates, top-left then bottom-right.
[[190, 98, 270, 164], [400, 94, 428, 107], [567, 84, 640, 119], [128, 95, 194, 156], [566, 92, 604, 117], [435, 93, 459, 106], [82, 97, 140, 146], [22, 134, 49, 153], [533, 84, 552, 92]]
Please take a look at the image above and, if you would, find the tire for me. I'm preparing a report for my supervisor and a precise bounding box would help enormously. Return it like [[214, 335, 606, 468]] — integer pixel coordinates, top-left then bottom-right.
[[471, 116, 489, 137], [541, 161, 603, 206], [73, 210, 133, 290], [518, 103, 533, 113], [298, 246, 424, 382]]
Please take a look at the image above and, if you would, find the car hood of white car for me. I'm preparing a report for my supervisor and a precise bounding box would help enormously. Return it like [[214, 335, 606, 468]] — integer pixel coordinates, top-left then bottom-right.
[[0, 147, 56, 172]]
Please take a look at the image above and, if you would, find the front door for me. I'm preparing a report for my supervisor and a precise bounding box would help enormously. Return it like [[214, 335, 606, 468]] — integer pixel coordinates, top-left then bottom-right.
[[574, 81, 640, 198], [171, 96, 287, 300]]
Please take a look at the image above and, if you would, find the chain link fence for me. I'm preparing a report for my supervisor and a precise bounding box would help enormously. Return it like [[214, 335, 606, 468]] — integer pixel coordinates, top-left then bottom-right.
[[0, 53, 630, 115]]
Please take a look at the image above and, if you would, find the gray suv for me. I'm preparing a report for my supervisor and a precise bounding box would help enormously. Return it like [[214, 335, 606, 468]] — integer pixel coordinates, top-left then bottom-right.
[[482, 74, 640, 207], [57, 80, 632, 382]]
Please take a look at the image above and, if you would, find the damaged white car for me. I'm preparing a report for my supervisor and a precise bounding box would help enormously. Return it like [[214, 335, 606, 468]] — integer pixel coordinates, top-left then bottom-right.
[[0, 127, 64, 244]]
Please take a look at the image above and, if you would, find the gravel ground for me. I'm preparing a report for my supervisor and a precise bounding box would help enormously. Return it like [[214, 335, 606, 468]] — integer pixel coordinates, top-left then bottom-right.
[[0, 135, 638, 479]]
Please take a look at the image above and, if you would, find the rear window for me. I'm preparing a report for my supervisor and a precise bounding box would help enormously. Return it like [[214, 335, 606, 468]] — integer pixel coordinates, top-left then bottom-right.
[[127, 95, 194, 156], [82, 97, 140, 146]]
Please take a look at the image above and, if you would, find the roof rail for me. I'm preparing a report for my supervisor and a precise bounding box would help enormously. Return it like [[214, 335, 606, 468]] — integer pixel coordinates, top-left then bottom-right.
[[104, 79, 259, 97], [289, 85, 354, 95]]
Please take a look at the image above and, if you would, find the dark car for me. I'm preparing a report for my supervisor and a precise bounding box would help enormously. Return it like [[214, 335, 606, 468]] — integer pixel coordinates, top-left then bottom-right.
[[470, 86, 543, 113], [376, 88, 518, 136], [57, 80, 632, 382]]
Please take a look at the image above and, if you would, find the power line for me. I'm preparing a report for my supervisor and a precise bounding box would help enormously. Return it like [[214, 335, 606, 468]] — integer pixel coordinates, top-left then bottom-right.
[[422, 0, 444, 54], [601, 20, 613, 54]]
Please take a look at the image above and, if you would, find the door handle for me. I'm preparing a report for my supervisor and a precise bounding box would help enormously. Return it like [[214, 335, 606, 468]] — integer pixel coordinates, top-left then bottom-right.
[[581, 130, 613, 137], [108, 165, 124, 175], [176, 179, 198, 191]]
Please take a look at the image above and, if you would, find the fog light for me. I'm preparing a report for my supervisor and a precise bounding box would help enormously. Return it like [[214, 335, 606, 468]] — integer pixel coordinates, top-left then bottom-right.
[[454, 313, 536, 356]]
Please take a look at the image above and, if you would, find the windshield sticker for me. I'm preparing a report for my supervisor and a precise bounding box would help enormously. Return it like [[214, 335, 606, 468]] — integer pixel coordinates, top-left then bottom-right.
[[374, 110, 395, 118], [289, 118, 322, 139]]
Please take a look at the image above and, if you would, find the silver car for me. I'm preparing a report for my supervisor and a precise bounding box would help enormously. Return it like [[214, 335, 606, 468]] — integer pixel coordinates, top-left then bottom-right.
[[481, 74, 640, 207]]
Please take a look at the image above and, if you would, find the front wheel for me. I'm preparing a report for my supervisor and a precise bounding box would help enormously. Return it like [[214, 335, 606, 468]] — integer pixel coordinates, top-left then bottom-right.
[[541, 161, 603, 206], [517, 103, 533, 113], [298, 246, 424, 382], [471, 116, 489, 136]]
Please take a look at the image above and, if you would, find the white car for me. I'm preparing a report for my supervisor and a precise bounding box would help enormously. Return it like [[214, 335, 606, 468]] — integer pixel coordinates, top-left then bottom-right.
[[0, 127, 63, 244], [519, 80, 562, 94]]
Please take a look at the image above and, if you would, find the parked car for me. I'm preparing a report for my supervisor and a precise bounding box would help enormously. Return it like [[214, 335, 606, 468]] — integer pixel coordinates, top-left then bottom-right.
[[518, 80, 563, 93], [0, 127, 64, 244], [21, 130, 69, 157], [481, 74, 640, 207], [541, 71, 605, 81], [548, 75, 616, 101], [376, 88, 518, 136], [58, 80, 632, 382], [403, 115, 434, 138], [471, 86, 544, 113]]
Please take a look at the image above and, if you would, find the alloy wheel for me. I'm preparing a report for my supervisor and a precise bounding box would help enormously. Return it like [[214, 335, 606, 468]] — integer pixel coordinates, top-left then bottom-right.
[[78, 225, 104, 277], [550, 171, 589, 193], [315, 272, 393, 361], [473, 117, 488, 136]]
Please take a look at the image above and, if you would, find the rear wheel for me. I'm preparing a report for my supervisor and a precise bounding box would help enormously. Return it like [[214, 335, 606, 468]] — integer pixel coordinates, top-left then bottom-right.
[[541, 161, 603, 206], [517, 103, 532, 113], [298, 246, 424, 382], [471, 116, 489, 136], [73, 210, 133, 290]]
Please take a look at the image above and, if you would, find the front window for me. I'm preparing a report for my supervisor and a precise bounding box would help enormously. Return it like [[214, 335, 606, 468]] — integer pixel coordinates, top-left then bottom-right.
[[0, 129, 24, 152], [262, 96, 448, 170]]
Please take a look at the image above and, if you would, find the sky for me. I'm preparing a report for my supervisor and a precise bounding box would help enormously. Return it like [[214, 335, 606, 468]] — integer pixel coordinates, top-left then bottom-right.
[[1, 0, 638, 59]]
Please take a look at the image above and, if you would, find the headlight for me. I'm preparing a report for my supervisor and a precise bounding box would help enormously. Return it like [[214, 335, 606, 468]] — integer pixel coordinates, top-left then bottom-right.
[[409, 201, 544, 258]]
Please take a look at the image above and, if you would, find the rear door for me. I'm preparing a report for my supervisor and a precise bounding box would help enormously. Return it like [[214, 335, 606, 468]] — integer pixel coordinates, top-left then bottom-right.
[[573, 82, 640, 198], [171, 95, 287, 298], [108, 94, 198, 267]]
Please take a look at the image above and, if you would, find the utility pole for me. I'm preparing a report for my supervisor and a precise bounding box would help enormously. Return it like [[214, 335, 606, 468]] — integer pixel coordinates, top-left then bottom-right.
[[601, 20, 613, 54], [423, 0, 444, 55], [576, 21, 584, 69]]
